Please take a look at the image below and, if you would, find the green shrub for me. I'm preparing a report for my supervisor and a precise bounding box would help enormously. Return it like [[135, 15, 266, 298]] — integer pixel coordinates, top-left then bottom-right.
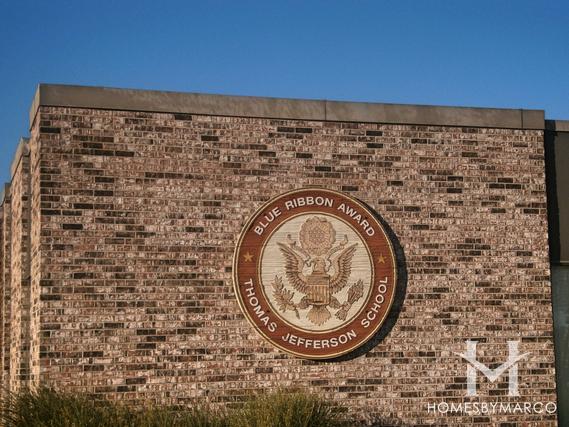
[[0, 387, 123, 427], [227, 391, 347, 427], [0, 387, 348, 427]]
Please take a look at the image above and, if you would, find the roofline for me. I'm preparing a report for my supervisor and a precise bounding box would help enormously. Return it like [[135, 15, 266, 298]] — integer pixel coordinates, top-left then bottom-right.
[[0, 183, 10, 207], [10, 137, 30, 180], [30, 83, 545, 130], [546, 120, 569, 132]]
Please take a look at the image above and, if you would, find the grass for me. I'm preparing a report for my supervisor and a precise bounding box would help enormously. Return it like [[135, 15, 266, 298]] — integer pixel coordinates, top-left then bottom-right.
[[0, 387, 349, 427], [230, 391, 347, 427]]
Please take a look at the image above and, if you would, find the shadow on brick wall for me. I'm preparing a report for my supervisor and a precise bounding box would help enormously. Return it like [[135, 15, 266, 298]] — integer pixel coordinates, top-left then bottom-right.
[[322, 199, 407, 363]]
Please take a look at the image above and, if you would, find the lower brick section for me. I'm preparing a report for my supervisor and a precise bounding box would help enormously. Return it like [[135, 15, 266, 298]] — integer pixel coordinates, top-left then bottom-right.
[[8, 150, 33, 391], [0, 106, 557, 425], [1, 197, 10, 388]]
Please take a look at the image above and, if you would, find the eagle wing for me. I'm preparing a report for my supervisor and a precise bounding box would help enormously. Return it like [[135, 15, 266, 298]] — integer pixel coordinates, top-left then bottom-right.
[[329, 243, 358, 294], [277, 242, 309, 294]]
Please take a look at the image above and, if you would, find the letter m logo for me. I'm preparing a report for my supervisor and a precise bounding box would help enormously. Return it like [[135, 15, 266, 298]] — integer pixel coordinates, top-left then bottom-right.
[[455, 340, 530, 396]]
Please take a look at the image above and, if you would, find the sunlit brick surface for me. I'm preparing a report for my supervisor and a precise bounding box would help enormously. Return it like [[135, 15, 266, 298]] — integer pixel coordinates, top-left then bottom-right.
[[0, 106, 556, 425]]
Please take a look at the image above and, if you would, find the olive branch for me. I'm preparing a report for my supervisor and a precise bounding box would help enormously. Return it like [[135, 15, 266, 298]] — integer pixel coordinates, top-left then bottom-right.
[[272, 276, 300, 319], [335, 279, 364, 321]]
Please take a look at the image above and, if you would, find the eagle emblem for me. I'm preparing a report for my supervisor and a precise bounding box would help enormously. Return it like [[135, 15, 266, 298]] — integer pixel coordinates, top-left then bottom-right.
[[272, 216, 364, 326]]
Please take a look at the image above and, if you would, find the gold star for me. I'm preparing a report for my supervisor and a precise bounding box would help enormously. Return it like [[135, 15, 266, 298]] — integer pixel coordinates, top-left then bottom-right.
[[243, 252, 253, 262], [378, 254, 385, 264]]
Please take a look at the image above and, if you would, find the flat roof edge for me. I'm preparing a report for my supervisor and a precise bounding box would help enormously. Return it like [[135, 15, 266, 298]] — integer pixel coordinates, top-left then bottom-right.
[[10, 137, 30, 180], [0, 183, 10, 207], [30, 84, 546, 130], [546, 120, 569, 132]]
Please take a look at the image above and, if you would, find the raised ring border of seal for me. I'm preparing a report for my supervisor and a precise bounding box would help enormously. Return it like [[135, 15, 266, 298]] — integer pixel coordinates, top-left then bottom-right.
[[233, 188, 397, 359]]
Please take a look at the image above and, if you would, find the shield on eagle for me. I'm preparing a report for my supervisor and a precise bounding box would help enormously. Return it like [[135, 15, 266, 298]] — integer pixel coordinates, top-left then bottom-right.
[[274, 216, 363, 326]]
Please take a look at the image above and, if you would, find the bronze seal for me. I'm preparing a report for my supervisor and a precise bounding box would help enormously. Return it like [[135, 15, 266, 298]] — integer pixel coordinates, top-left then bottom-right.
[[233, 188, 397, 359]]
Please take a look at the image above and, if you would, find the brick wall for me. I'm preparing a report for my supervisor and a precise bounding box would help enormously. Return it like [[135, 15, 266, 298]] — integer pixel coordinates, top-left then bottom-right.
[[2, 193, 11, 387], [0, 99, 557, 425], [0, 205, 3, 387], [29, 136, 42, 386], [9, 149, 32, 391]]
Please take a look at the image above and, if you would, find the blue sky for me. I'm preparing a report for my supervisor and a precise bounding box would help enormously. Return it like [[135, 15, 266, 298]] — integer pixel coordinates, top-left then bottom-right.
[[0, 0, 568, 184]]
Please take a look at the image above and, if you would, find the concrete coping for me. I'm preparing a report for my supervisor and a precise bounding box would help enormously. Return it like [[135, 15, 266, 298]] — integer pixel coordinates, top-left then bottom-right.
[[30, 83, 545, 130], [10, 137, 30, 181], [0, 183, 10, 207], [1, 138, 29, 205], [546, 120, 569, 133]]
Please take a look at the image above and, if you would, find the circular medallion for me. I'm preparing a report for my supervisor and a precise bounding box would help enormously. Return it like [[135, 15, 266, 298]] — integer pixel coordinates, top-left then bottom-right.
[[233, 188, 397, 359]]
